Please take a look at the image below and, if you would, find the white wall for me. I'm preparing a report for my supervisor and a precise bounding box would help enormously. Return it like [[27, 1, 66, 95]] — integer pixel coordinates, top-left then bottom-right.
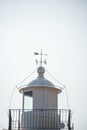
[[33, 87, 58, 109]]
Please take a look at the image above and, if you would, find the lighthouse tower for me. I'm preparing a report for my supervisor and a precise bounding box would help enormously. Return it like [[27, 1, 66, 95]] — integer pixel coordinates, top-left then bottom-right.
[[8, 52, 73, 130]]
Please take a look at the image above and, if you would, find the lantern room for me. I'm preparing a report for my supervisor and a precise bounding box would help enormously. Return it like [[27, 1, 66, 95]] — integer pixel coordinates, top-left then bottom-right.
[[19, 66, 61, 110]]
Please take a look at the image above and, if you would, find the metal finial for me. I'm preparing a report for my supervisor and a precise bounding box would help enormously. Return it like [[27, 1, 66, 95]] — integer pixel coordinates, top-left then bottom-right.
[[34, 50, 47, 66]]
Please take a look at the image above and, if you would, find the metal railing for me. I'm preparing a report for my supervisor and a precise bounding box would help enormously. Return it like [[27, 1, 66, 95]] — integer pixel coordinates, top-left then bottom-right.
[[8, 109, 71, 130]]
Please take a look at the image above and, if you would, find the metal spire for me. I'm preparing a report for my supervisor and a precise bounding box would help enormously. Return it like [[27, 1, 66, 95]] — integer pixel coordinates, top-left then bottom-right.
[[34, 50, 47, 66]]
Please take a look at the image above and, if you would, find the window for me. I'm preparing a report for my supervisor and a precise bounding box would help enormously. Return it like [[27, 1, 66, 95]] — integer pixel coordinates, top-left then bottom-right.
[[24, 91, 33, 109]]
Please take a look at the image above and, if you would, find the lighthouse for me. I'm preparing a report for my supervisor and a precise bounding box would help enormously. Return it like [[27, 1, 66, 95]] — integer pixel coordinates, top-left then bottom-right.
[[8, 51, 73, 130]]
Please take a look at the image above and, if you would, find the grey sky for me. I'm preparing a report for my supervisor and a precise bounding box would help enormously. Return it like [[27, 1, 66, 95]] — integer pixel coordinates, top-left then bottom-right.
[[0, 0, 87, 130]]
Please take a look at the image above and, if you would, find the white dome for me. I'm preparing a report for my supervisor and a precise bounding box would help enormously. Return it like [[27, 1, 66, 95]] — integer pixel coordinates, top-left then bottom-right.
[[19, 66, 62, 93], [28, 77, 55, 87], [27, 66, 54, 88]]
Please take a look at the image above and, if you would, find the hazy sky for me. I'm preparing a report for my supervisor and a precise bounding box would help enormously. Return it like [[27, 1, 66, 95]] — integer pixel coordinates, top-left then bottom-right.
[[0, 0, 87, 130]]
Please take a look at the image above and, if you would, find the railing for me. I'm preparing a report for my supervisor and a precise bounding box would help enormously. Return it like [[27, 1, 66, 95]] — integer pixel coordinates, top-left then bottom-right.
[[8, 109, 71, 130]]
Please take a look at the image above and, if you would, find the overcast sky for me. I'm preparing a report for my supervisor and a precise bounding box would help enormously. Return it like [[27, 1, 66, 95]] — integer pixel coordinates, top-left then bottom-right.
[[0, 0, 87, 130]]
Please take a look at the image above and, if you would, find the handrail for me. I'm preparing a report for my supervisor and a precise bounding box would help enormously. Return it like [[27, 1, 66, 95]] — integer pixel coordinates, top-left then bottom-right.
[[8, 109, 71, 130]]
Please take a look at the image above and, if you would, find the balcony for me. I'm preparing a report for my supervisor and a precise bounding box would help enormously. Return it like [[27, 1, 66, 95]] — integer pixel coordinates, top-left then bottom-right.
[[8, 109, 71, 130]]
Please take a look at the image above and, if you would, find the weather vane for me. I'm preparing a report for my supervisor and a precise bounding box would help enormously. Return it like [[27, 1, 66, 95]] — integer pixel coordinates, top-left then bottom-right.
[[34, 50, 47, 66]]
